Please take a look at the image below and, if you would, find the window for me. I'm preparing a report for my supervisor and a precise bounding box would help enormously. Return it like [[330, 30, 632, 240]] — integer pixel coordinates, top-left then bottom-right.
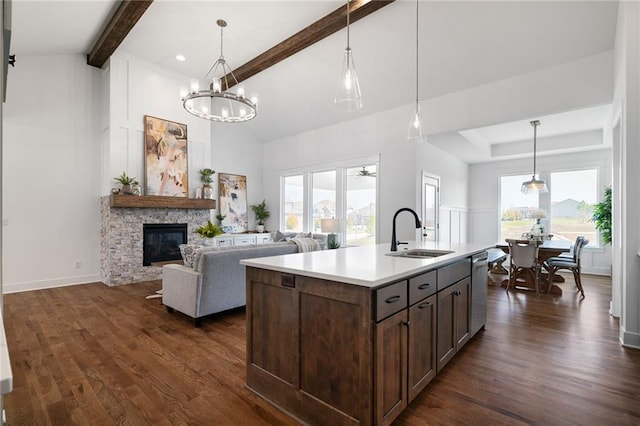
[[500, 174, 539, 241], [346, 165, 377, 245], [283, 175, 303, 232], [312, 171, 336, 233], [499, 168, 600, 247], [280, 161, 378, 245], [550, 169, 598, 247]]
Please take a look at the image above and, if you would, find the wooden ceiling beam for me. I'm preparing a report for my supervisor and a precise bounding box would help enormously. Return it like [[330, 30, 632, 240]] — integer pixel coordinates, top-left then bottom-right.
[[223, 0, 395, 88], [87, 0, 154, 68]]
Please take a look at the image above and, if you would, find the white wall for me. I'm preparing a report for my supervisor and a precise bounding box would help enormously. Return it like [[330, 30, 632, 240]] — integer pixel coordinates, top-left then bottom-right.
[[3, 55, 102, 292], [1, 52, 265, 293], [611, 2, 640, 348], [263, 103, 469, 243], [106, 53, 264, 228], [469, 148, 612, 276]]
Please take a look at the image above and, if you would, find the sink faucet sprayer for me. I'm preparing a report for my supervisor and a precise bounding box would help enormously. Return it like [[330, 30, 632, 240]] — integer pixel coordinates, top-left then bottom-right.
[[390, 208, 422, 251]]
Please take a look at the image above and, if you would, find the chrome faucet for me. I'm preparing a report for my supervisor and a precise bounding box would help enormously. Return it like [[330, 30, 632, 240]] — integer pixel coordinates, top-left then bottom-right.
[[390, 208, 422, 251]]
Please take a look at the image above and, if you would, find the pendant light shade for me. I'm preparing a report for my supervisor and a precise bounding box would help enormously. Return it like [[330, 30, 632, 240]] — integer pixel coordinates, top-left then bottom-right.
[[408, 104, 423, 139], [521, 120, 548, 194], [335, 1, 363, 111], [407, 0, 424, 140]]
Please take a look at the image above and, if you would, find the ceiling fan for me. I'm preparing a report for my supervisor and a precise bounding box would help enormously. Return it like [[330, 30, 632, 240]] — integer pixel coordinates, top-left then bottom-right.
[[353, 166, 376, 178]]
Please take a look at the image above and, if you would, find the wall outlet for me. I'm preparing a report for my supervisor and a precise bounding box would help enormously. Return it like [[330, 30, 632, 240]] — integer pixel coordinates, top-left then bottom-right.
[[74, 261, 81, 269]]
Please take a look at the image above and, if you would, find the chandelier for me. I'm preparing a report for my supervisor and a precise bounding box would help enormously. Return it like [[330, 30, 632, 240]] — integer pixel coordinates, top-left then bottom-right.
[[181, 19, 257, 123], [521, 120, 548, 194]]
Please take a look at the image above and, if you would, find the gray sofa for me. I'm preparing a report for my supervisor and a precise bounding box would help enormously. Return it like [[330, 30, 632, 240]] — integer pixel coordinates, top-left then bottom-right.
[[163, 242, 302, 326]]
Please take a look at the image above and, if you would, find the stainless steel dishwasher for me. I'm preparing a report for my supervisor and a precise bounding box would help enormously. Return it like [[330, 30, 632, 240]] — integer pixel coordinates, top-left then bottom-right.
[[471, 251, 489, 336]]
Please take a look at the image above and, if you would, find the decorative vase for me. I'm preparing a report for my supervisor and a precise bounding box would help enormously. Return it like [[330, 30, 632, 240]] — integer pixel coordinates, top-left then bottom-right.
[[531, 218, 544, 237], [256, 224, 265, 233], [202, 184, 214, 200], [121, 184, 131, 195], [203, 237, 216, 246]]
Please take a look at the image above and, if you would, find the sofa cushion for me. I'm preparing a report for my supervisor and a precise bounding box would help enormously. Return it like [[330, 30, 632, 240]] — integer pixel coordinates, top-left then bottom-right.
[[179, 244, 203, 268]]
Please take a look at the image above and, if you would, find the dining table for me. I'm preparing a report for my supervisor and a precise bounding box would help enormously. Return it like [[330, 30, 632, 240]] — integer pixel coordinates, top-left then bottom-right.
[[495, 239, 572, 294]]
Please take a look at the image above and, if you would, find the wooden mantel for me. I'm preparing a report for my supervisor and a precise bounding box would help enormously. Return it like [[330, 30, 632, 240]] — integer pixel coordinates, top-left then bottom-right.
[[110, 194, 215, 209]]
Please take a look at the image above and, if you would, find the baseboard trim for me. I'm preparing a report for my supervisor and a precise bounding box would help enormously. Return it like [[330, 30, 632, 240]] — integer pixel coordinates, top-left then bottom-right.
[[3, 274, 102, 294], [620, 326, 640, 349]]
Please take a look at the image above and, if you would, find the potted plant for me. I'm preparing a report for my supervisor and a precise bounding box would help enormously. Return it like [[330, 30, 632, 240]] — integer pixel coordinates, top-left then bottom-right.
[[198, 168, 215, 199], [195, 220, 224, 245], [114, 171, 136, 194], [251, 199, 270, 233], [591, 186, 612, 245], [215, 213, 226, 226]]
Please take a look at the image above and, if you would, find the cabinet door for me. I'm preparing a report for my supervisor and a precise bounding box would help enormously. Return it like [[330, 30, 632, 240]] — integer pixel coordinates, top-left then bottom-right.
[[375, 309, 407, 426], [408, 294, 437, 402], [215, 237, 234, 247], [454, 278, 471, 350], [437, 279, 471, 372]]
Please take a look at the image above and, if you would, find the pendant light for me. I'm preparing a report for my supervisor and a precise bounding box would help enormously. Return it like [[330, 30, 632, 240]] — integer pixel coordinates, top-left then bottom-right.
[[407, 0, 423, 140], [521, 120, 548, 194], [335, 0, 363, 111]]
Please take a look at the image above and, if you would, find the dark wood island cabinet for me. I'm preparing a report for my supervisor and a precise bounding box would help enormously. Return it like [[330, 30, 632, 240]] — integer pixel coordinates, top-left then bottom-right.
[[243, 244, 489, 425]]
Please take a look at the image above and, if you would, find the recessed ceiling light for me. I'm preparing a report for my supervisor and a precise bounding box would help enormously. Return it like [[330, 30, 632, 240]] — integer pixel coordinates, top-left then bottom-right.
[[176, 54, 186, 62]]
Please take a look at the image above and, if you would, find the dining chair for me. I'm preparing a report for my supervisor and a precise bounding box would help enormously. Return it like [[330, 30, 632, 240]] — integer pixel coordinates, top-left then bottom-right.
[[546, 237, 589, 297], [506, 239, 541, 295]]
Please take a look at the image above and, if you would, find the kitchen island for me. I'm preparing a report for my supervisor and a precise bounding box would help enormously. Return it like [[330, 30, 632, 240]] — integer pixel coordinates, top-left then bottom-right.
[[241, 241, 493, 426]]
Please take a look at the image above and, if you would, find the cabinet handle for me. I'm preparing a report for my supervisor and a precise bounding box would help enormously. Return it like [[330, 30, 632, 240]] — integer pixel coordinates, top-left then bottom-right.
[[418, 302, 431, 309], [454, 290, 462, 296], [418, 283, 432, 290], [385, 295, 401, 304], [403, 321, 411, 327]]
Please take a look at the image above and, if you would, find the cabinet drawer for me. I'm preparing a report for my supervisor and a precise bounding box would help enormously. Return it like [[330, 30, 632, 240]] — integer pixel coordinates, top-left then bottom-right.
[[438, 258, 471, 291], [375, 280, 408, 322], [234, 236, 256, 245], [409, 270, 437, 305]]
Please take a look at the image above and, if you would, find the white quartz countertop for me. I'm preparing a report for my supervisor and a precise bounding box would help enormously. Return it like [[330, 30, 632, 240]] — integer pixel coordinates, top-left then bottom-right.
[[0, 312, 12, 395], [241, 241, 494, 288]]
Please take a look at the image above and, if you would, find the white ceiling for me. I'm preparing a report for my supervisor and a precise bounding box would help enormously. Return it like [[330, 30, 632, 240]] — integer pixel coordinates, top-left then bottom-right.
[[10, 0, 619, 164]]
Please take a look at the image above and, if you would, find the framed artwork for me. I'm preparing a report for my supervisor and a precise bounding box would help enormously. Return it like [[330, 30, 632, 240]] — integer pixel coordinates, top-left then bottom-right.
[[143, 115, 188, 197], [218, 173, 248, 233]]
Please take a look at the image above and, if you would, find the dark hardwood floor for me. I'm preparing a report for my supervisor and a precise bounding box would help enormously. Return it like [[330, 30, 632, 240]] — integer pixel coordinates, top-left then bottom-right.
[[3, 273, 640, 425]]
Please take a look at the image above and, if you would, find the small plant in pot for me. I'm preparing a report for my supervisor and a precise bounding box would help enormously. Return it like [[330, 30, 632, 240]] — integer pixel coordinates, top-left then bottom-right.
[[591, 186, 612, 245], [250, 199, 270, 233], [195, 220, 224, 245], [114, 171, 136, 194], [215, 213, 226, 226], [198, 168, 215, 199]]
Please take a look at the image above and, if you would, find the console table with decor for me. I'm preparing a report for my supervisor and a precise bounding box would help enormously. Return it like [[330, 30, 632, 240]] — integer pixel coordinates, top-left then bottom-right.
[[213, 233, 272, 247]]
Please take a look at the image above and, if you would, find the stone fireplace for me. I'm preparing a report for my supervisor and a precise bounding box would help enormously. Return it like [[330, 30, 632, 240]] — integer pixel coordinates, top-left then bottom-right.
[[100, 195, 214, 286]]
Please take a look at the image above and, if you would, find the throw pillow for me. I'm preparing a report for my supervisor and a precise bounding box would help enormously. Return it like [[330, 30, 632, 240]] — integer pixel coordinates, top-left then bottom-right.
[[179, 244, 202, 268], [295, 232, 312, 238], [272, 230, 287, 242]]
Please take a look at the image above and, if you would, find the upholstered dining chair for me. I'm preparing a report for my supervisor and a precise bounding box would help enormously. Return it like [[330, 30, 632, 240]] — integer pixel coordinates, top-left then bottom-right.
[[506, 239, 541, 295], [546, 237, 589, 297]]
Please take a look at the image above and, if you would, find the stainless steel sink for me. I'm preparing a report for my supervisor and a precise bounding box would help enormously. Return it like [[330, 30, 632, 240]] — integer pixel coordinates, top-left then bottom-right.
[[386, 249, 454, 259]]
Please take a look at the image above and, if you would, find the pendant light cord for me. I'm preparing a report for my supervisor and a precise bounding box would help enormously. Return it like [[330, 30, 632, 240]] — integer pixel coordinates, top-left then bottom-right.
[[346, 0, 351, 48], [415, 0, 419, 106], [533, 121, 538, 177]]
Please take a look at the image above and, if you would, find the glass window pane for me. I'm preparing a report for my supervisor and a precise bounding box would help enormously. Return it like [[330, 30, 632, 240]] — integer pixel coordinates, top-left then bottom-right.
[[283, 175, 303, 232], [550, 169, 598, 247], [500, 174, 539, 241], [312, 171, 336, 234], [346, 165, 376, 245]]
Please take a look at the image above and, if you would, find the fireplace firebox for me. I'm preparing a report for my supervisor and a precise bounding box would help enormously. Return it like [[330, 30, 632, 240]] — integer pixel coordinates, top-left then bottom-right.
[[143, 223, 187, 266]]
